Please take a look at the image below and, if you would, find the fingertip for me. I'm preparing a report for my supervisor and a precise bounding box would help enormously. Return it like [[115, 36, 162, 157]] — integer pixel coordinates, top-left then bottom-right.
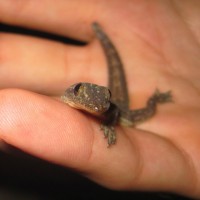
[[0, 89, 94, 168]]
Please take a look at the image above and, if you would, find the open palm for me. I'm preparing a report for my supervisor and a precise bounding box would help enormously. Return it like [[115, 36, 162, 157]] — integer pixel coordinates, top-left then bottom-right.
[[0, 0, 200, 198]]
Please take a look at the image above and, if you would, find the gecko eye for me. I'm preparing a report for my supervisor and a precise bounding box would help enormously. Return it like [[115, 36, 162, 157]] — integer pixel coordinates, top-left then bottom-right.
[[73, 83, 82, 96]]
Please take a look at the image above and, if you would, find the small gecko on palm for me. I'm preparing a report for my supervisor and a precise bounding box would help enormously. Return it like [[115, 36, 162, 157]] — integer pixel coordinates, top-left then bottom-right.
[[61, 22, 172, 146]]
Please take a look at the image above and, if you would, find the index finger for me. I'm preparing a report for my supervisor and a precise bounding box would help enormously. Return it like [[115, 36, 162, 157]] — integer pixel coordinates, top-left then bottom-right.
[[0, 0, 104, 41]]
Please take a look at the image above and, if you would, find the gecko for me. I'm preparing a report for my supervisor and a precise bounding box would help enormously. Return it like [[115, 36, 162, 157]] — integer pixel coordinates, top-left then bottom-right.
[[61, 22, 172, 146]]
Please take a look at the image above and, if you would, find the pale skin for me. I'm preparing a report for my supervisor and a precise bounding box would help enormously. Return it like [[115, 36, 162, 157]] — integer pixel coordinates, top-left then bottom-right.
[[0, 0, 200, 198]]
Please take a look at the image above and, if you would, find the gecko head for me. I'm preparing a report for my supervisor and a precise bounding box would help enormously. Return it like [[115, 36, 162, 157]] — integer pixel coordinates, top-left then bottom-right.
[[61, 82, 111, 115]]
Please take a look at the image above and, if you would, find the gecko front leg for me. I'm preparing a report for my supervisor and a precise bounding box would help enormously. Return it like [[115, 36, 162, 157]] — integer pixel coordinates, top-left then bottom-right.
[[101, 103, 120, 146], [100, 125, 116, 146]]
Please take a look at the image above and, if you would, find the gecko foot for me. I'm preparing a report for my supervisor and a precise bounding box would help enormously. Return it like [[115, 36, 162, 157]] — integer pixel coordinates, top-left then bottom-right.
[[100, 124, 116, 146], [152, 89, 173, 103]]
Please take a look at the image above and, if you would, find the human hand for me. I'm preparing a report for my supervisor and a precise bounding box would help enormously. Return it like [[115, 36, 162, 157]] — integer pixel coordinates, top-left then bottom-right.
[[0, 0, 200, 198]]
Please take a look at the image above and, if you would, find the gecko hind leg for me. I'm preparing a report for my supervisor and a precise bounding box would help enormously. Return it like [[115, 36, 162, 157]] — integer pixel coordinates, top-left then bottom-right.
[[122, 89, 173, 124]]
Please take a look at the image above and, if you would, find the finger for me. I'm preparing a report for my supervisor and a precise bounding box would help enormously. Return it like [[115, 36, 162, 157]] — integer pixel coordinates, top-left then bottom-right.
[[0, 0, 105, 41], [0, 89, 95, 168], [0, 32, 107, 95], [0, 88, 138, 175], [0, 89, 195, 196]]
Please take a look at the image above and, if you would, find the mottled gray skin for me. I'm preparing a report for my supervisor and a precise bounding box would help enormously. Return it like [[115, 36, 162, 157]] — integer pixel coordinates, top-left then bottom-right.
[[61, 83, 111, 115], [61, 23, 172, 146]]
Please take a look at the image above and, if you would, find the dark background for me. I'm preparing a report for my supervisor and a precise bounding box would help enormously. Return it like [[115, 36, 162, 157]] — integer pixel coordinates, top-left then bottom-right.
[[0, 23, 193, 200], [0, 145, 191, 200]]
